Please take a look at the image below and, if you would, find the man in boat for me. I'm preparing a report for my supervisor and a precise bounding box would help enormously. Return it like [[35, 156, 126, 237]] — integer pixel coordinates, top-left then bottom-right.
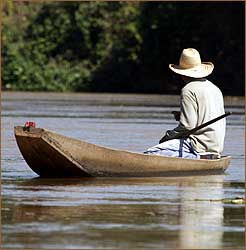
[[144, 48, 226, 159]]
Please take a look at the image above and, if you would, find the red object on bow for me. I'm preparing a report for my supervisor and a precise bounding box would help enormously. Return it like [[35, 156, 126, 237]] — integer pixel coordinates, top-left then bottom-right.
[[24, 121, 36, 128]]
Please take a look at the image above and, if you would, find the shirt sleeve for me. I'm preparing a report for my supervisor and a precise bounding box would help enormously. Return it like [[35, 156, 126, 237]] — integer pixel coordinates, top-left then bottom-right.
[[162, 88, 198, 141]]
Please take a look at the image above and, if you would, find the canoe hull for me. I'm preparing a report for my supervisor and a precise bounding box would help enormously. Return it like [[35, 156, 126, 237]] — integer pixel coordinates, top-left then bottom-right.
[[14, 126, 231, 178]]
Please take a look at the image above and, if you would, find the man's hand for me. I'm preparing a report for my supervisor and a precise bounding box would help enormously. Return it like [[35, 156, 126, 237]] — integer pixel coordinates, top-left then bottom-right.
[[172, 111, 180, 121], [159, 112, 180, 143]]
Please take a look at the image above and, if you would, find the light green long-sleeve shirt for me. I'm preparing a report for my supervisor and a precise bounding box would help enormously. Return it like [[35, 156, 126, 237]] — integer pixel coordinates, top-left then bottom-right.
[[164, 79, 226, 154]]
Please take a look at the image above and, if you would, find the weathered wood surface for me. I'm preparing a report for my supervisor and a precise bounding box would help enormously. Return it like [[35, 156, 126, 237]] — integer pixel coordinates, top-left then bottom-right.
[[14, 126, 231, 178]]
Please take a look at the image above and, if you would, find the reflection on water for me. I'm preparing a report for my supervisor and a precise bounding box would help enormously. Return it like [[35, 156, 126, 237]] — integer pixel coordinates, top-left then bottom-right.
[[179, 178, 224, 249], [2, 92, 245, 249], [2, 176, 245, 249]]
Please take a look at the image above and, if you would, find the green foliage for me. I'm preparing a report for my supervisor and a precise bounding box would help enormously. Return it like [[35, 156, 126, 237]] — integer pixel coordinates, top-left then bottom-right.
[[2, 0, 14, 16], [2, 2, 244, 95], [2, 2, 142, 92], [3, 54, 90, 91]]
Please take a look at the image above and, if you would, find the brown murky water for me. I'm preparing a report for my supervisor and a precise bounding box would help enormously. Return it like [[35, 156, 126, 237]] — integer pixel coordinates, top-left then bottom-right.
[[2, 92, 245, 249]]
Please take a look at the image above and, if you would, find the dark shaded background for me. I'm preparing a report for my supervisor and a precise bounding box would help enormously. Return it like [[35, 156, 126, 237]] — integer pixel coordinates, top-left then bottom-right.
[[2, 1, 245, 95]]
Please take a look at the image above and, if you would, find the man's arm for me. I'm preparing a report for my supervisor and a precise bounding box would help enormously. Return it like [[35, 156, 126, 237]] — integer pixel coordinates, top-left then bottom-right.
[[159, 89, 198, 143]]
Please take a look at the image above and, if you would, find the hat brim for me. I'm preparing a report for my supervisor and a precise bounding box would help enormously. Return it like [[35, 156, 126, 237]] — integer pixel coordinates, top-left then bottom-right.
[[169, 62, 214, 78]]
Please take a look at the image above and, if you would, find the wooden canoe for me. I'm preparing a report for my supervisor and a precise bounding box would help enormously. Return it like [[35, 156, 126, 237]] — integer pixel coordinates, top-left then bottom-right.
[[14, 126, 231, 178]]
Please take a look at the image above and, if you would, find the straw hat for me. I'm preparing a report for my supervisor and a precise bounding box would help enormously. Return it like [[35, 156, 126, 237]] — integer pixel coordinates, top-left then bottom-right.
[[169, 48, 214, 78]]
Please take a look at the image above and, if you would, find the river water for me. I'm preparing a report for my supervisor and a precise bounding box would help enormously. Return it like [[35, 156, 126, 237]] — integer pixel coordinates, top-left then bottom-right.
[[2, 92, 245, 249]]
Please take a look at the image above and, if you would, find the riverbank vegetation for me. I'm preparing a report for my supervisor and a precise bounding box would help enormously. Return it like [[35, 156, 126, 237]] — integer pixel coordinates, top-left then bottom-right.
[[2, 1, 244, 95]]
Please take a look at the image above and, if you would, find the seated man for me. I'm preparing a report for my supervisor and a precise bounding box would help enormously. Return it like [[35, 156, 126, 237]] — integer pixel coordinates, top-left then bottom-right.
[[144, 48, 226, 159]]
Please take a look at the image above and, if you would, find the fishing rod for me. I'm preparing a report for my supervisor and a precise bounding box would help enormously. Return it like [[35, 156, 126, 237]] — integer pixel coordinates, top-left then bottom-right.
[[159, 112, 231, 143]]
